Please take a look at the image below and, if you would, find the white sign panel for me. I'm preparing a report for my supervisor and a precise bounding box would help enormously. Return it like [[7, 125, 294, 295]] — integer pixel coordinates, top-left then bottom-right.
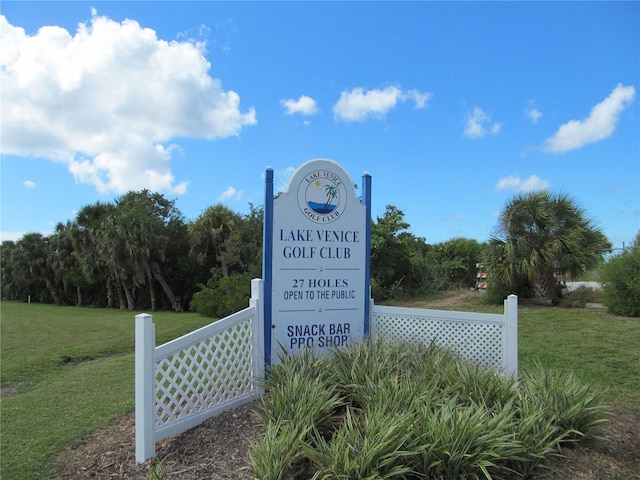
[[271, 159, 367, 361]]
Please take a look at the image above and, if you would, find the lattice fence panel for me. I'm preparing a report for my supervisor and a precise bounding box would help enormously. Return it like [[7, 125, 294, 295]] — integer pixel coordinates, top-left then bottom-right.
[[374, 313, 503, 368], [155, 318, 254, 427]]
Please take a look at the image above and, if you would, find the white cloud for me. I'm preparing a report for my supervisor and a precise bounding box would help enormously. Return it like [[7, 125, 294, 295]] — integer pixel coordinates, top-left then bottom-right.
[[543, 84, 635, 153], [218, 186, 243, 202], [0, 229, 53, 242], [23, 180, 36, 189], [496, 174, 550, 192], [276, 166, 296, 193], [0, 13, 256, 195], [405, 89, 431, 109], [525, 99, 543, 124], [281, 95, 318, 116], [526, 108, 542, 124], [0, 231, 27, 242], [464, 107, 502, 138], [333, 86, 431, 122]]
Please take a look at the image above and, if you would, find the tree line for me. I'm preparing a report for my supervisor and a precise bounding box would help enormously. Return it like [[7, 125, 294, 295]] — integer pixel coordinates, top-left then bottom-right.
[[1, 190, 262, 313], [2, 189, 620, 316]]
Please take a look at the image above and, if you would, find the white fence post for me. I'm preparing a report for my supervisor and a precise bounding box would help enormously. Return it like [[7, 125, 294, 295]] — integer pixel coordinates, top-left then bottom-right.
[[504, 295, 518, 378], [135, 313, 156, 463], [250, 278, 265, 395]]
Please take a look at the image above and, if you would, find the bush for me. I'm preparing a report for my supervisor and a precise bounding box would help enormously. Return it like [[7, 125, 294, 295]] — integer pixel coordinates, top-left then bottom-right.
[[425, 238, 483, 291], [559, 286, 602, 308], [600, 245, 640, 317], [189, 271, 252, 317], [483, 277, 533, 306]]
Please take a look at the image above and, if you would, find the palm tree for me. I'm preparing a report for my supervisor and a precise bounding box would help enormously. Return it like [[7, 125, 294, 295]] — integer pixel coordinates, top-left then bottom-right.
[[108, 190, 183, 311], [189, 204, 241, 277], [484, 191, 610, 301], [50, 222, 83, 305], [14, 233, 60, 304], [74, 202, 118, 308], [0, 241, 24, 301], [98, 212, 137, 310]]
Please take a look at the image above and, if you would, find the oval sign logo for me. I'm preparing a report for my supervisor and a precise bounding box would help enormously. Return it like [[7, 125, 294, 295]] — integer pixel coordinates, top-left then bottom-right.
[[297, 168, 348, 224]]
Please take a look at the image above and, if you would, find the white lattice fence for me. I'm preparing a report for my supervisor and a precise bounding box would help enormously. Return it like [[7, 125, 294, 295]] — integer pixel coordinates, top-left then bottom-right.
[[135, 279, 264, 463], [136, 285, 516, 463], [371, 294, 518, 376], [155, 310, 255, 433]]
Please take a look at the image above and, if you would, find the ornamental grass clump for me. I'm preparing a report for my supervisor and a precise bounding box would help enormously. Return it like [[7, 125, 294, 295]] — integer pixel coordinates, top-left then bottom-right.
[[519, 362, 609, 442], [508, 395, 564, 476], [328, 338, 458, 407], [249, 420, 310, 480], [408, 399, 521, 479], [258, 348, 344, 426], [443, 361, 519, 408], [328, 338, 414, 403], [250, 339, 608, 480], [303, 406, 417, 480]]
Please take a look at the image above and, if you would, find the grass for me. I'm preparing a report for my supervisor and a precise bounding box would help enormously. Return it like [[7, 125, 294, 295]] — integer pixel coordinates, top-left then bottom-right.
[[517, 305, 639, 411], [0, 302, 214, 480], [1, 291, 638, 479]]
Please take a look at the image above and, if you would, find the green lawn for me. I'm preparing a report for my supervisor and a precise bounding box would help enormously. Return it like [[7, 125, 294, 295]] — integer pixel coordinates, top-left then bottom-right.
[[518, 305, 639, 410], [0, 302, 214, 480], [1, 297, 638, 479]]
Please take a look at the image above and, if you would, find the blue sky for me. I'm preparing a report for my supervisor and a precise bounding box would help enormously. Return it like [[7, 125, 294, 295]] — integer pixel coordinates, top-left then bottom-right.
[[1, 2, 638, 248]]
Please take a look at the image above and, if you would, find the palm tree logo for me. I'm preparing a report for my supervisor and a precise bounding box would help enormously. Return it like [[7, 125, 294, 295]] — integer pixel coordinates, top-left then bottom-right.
[[304, 178, 340, 215], [323, 184, 338, 212], [297, 167, 346, 223]]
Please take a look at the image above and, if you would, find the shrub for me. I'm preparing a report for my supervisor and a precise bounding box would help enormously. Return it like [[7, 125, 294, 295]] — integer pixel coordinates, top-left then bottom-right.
[[483, 276, 533, 305], [424, 238, 484, 290], [189, 271, 252, 317], [559, 285, 602, 308], [600, 244, 640, 317]]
